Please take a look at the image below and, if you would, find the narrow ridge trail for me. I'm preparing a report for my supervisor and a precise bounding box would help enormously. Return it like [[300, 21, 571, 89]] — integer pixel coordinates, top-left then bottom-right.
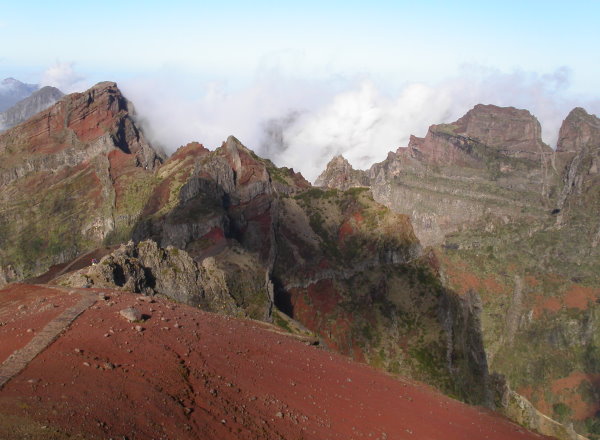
[[0, 287, 97, 389]]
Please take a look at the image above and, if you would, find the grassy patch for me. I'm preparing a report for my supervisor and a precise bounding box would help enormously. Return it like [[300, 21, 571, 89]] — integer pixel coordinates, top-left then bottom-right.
[[552, 402, 573, 423]]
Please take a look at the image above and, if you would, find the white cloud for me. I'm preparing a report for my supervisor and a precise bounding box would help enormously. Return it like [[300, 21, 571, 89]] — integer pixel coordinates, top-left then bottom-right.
[[120, 65, 600, 182], [266, 66, 600, 180], [41, 62, 87, 93]]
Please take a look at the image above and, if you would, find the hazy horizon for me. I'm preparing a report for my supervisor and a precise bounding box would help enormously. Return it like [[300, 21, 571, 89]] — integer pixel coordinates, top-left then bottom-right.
[[2, 1, 599, 180]]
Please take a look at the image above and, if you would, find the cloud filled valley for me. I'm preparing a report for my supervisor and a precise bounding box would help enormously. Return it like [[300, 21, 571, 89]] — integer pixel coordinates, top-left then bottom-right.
[[115, 65, 600, 182]]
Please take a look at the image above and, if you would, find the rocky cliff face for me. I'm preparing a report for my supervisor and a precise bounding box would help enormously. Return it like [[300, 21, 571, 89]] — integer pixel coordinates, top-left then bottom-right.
[[400, 104, 551, 166], [0, 81, 164, 285], [453, 104, 549, 159], [317, 104, 555, 246], [317, 104, 600, 438], [0, 86, 64, 131], [555, 108, 600, 215], [123, 135, 488, 404], [557, 108, 600, 154]]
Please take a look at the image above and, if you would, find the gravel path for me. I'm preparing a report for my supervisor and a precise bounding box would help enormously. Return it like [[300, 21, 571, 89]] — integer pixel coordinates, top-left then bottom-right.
[[0, 289, 96, 389]]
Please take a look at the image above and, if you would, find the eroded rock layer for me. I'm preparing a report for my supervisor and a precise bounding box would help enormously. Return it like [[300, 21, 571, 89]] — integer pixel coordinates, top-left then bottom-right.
[[317, 104, 600, 439]]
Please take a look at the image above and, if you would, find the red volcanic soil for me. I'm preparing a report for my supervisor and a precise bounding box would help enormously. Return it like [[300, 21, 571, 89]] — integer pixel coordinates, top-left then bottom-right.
[[551, 372, 600, 420], [564, 284, 600, 310], [439, 256, 508, 297], [533, 296, 562, 318], [0, 284, 80, 363], [532, 284, 600, 318], [0, 284, 553, 440]]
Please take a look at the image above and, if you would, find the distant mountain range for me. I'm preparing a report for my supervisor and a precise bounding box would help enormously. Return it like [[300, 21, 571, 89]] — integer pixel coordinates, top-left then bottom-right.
[[0, 78, 38, 111], [0, 78, 64, 131], [0, 85, 64, 131]]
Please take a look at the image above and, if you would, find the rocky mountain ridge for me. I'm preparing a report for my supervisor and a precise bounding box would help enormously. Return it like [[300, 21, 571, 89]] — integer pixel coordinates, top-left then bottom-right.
[[317, 104, 600, 438], [0, 81, 164, 284], [2, 80, 599, 438], [0, 81, 491, 409]]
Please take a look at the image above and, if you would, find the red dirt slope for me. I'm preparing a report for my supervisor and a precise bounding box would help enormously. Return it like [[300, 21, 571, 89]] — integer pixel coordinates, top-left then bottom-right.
[[0, 284, 552, 440], [0, 284, 80, 363]]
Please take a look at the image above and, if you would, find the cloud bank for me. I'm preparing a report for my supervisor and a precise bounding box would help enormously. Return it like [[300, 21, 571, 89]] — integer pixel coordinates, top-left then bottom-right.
[[116, 66, 600, 182], [41, 62, 87, 93]]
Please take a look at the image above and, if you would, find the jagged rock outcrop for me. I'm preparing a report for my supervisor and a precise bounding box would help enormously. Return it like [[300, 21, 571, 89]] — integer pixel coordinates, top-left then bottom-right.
[[314, 155, 369, 190], [555, 108, 600, 211], [0, 86, 64, 131], [113, 133, 489, 404], [59, 240, 273, 319], [0, 78, 38, 111], [133, 135, 310, 264], [0, 81, 165, 284], [557, 108, 600, 154]]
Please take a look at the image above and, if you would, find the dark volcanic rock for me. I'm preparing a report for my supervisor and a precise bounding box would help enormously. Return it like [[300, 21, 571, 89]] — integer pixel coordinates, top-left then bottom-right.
[[61, 240, 273, 319]]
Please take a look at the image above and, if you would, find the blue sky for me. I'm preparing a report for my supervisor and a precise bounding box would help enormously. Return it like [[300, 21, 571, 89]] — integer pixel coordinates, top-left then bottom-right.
[[2, 0, 598, 91], [1, 1, 599, 179]]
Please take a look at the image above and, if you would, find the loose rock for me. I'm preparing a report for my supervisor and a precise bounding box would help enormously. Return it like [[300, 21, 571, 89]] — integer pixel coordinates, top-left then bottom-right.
[[119, 307, 142, 322]]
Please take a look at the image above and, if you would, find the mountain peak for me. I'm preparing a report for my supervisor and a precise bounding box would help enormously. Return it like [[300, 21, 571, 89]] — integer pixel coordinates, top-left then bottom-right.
[[0, 80, 164, 169], [315, 154, 369, 189], [556, 107, 600, 153], [0, 78, 39, 112], [224, 134, 245, 152], [0, 85, 64, 131], [452, 103, 549, 156], [1, 77, 20, 85]]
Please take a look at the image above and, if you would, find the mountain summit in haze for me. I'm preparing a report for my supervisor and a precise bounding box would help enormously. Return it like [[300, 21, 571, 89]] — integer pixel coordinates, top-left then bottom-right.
[[0, 86, 64, 131], [0, 78, 39, 111]]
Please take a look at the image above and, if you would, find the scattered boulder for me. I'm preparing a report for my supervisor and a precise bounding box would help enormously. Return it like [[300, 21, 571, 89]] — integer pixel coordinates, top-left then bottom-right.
[[119, 307, 142, 323]]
